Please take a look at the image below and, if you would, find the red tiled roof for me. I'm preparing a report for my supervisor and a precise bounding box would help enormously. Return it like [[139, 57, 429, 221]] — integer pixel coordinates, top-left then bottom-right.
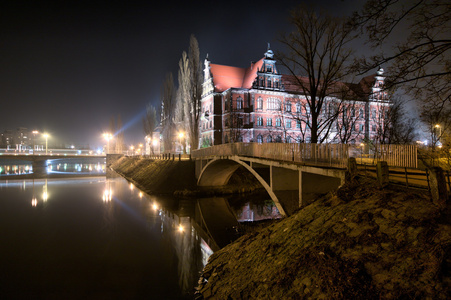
[[209, 58, 377, 100], [210, 59, 264, 92]]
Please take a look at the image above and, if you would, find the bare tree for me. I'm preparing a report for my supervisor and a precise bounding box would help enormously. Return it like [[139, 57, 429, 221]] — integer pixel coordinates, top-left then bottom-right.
[[187, 35, 203, 150], [161, 73, 176, 153], [143, 104, 158, 138], [278, 5, 356, 143], [351, 0, 450, 106]]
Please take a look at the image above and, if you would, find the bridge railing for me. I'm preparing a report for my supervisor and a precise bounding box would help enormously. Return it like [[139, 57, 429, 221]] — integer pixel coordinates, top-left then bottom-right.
[[191, 143, 350, 168]]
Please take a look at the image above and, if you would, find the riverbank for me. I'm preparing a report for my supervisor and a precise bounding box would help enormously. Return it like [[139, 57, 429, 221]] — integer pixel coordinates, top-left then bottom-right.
[[110, 156, 264, 197], [196, 177, 450, 299]]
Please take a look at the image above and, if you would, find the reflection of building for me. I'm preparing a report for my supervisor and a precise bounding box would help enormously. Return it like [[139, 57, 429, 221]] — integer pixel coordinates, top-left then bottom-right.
[[200, 46, 390, 146]]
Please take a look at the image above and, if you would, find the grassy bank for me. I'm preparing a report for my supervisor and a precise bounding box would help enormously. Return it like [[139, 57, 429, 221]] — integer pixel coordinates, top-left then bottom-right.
[[197, 177, 451, 299]]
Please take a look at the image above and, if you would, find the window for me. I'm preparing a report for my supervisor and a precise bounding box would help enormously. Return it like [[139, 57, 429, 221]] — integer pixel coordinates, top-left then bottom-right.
[[296, 120, 301, 129], [275, 118, 281, 127], [256, 117, 263, 126], [286, 136, 291, 143], [372, 109, 376, 119], [267, 118, 272, 127], [296, 103, 302, 113], [257, 135, 263, 144], [267, 135, 272, 143], [267, 78, 271, 88], [236, 97, 243, 110], [359, 124, 364, 132], [285, 101, 291, 112], [351, 108, 355, 118], [267, 98, 280, 110], [359, 108, 364, 119], [257, 97, 263, 110], [285, 119, 291, 128], [275, 135, 282, 143], [372, 125, 376, 132]]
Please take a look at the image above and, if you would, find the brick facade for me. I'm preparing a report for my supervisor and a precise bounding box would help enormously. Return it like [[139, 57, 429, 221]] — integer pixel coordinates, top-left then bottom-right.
[[200, 47, 390, 147]]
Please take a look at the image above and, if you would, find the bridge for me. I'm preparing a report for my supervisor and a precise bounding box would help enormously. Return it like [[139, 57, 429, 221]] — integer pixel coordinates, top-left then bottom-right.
[[0, 150, 106, 176], [190, 143, 352, 216]]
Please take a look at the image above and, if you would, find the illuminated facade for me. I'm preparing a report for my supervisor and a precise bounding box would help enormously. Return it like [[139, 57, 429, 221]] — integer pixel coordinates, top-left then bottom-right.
[[200, 47, 390, 146]]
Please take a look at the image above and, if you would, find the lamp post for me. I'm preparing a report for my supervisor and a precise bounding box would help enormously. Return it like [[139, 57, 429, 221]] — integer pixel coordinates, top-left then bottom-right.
[[435, 124, 441, 145], [178, 132, 184, 154], [103, 133, 112, 154], [360, 143, 365, 164], [43, 133, 49, 155]]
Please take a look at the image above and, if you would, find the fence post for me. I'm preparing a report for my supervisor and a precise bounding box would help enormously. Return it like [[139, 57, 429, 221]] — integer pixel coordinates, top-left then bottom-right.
[[404, 167, 409, 187], [429, 167, 448, 209], [346, 157, 357, 182], [376, 161, 389, 188]]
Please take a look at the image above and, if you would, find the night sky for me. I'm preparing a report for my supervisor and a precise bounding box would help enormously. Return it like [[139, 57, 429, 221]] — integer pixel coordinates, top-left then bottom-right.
[[0, 0, 364, 148]]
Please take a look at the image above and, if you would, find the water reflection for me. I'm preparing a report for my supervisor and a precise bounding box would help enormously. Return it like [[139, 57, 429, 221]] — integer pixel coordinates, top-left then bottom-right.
[[0, 175, 282, 298], [0, 162, 105, 176]]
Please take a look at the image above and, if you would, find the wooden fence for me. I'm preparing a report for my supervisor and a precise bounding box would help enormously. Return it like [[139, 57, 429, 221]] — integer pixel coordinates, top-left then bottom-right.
[[191, 143, 350, 168]]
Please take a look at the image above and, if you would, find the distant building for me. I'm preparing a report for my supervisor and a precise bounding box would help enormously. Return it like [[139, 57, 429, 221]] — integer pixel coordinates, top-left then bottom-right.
[[199, 46, 390, 146]]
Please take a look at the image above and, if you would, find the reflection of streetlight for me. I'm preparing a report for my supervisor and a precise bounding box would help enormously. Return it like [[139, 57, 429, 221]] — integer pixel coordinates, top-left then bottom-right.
[[43, 133, 49, 154], [130, 145, 134, 156], [103, 133, 113, 154]]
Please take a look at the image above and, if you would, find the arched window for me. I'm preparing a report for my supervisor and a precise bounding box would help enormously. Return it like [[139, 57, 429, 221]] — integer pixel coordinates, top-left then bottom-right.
[[285, 101, 291, 112], [275, 135, 282, 143], [257, 135, 263, 144], [296, 103, 302, 113], [275, 118, 281, 127], [286, 136, 291, 143], [236, 97, 243, 110], [267, 135, 272, 143], [257, 97, 263, 110]]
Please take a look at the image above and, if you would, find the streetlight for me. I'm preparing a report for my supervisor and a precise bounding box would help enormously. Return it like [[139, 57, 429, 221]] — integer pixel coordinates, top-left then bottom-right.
[[103, 133, 113, 154], [43, 133, 49, 155], [130, 145, 134, 156], [435, 124, 441, 144], [178, 132, 184, 154]]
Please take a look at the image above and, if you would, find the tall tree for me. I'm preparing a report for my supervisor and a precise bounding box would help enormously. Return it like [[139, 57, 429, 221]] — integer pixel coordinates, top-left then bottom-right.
[[161, 73, 176, 153], [178, 51, 190, 152], [143, 104, 158, 138], [278, 5, 356, 143], [187, 35, 203, 150]]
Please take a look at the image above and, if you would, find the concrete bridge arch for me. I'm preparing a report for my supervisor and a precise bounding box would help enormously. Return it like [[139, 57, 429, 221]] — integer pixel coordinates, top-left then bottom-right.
[[197, 156, 346, 216], [197, 157, 286, 216]]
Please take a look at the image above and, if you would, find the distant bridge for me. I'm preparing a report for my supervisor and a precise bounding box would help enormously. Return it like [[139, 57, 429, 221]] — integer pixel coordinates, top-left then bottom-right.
[[0, 150, 106, 176]]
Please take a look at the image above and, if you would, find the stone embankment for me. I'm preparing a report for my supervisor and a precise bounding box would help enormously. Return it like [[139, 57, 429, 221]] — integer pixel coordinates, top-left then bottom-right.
[[110, 156, 263, 196], [196, 177, 450, 299]]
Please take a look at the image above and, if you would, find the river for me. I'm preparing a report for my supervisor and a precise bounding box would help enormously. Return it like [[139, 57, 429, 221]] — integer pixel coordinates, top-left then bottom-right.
[[0, 163, 282, 299]]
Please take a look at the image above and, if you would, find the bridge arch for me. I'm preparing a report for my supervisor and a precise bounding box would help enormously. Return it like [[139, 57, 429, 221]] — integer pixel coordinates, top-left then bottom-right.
[[197, 157, 287, 216]]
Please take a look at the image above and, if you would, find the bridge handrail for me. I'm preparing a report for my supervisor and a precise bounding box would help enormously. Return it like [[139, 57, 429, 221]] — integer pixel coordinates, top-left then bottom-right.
[[191, 143, 350, 168]]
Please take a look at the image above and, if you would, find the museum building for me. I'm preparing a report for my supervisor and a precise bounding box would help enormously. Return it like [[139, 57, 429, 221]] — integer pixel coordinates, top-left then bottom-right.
[[199, 47, 390, 147]]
